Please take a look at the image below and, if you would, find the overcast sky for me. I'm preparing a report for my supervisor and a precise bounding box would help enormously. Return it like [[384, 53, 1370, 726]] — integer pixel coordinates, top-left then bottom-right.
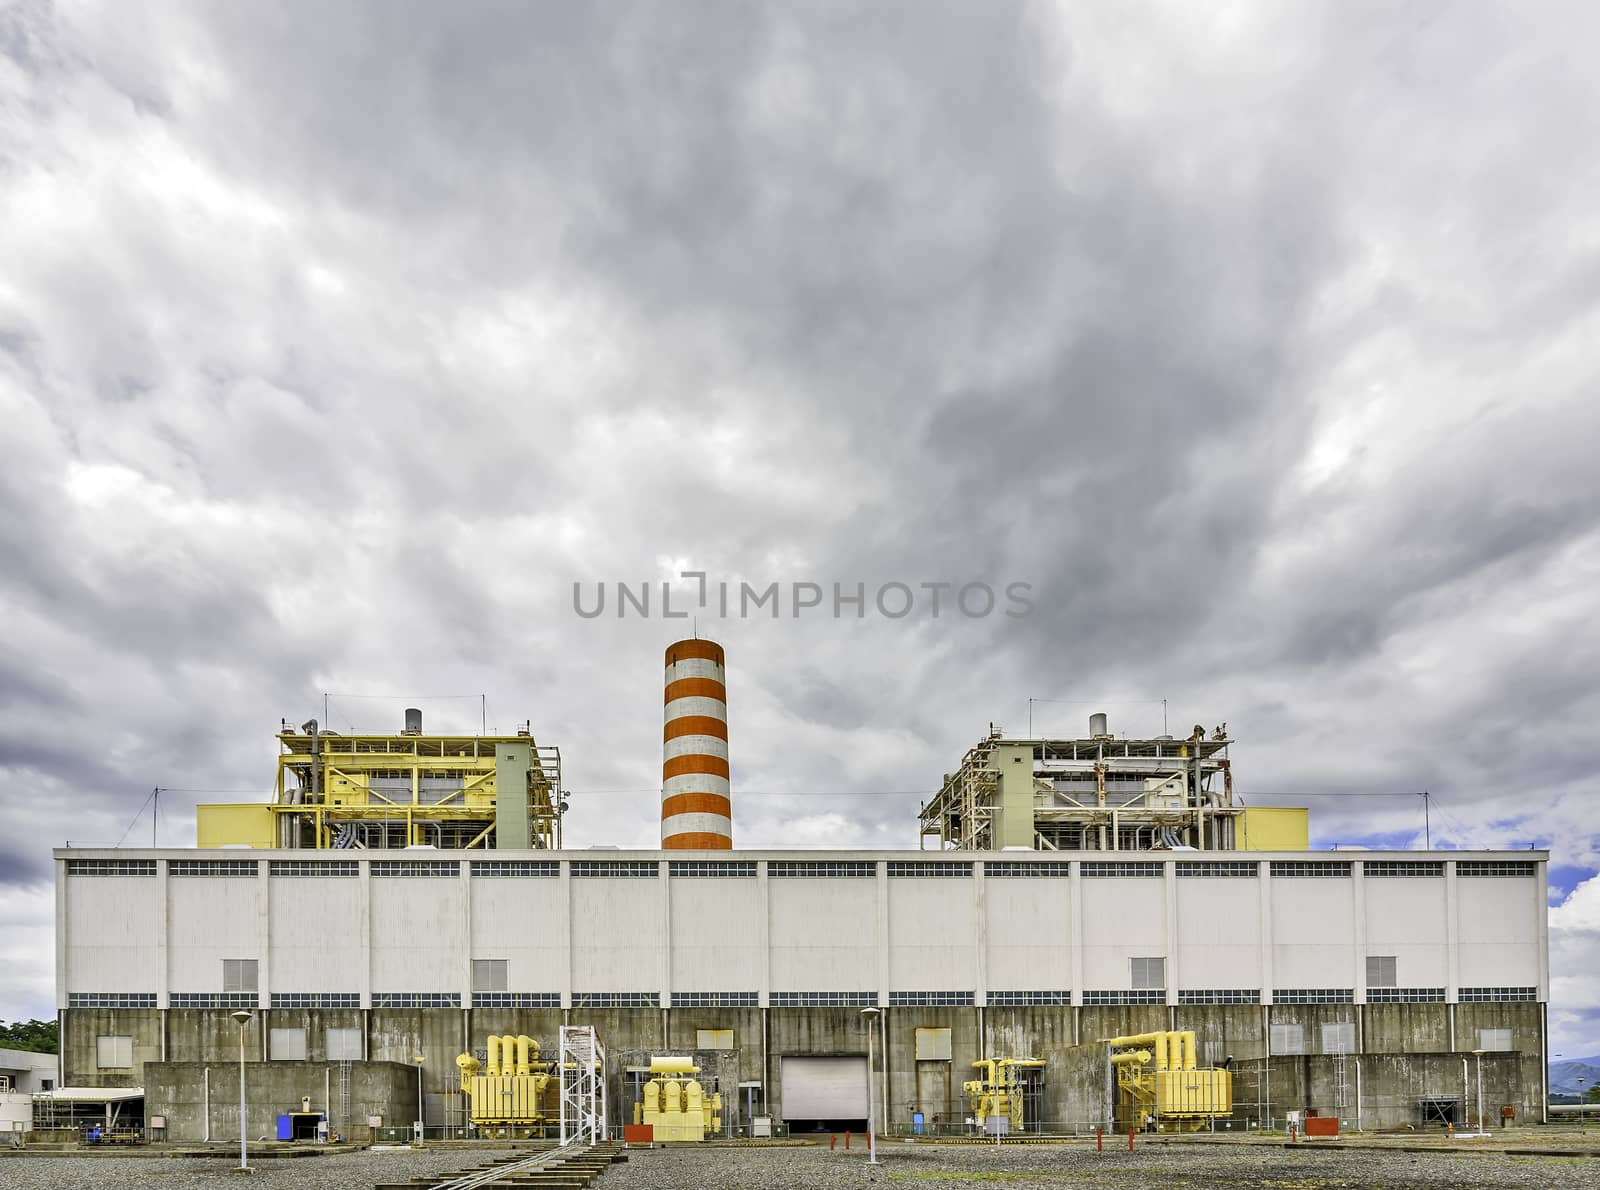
[[2, 1, 1597, 1055]]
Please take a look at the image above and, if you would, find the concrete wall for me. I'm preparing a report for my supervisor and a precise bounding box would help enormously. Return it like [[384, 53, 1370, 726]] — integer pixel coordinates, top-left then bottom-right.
[[63, 1000, 1546, 1134], [144, 1060, 414, 1143]]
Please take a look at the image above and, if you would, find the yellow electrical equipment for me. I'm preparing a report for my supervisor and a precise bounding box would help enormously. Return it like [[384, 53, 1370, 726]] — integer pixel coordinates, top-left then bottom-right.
[[457, 1035, 554, 1137], [632, 1056, 721, 1141], [1103, 1030, 1231, 1132], [962, 1057, 1046, 1135]]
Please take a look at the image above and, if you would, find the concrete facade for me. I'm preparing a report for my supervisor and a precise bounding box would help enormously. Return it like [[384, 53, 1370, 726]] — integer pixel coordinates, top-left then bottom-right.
[[143, 1060, 415, 1143], [55, 847, 1550, 1133]]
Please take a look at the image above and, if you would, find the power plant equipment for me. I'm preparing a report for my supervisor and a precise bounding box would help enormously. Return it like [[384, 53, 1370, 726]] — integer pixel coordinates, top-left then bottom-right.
[[631, 1056, 722, 1140], [661, 639, 732, 849], [457, 1034, 554, 1137], [962, 1057, 1046, 1135], [1104, 1030, 1231, 1132], [198, 709, 564, 850]]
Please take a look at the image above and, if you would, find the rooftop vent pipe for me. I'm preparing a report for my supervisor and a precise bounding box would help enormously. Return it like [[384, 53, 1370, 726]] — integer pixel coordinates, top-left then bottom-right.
[[403, 707, 423, 735], [1089, 712, 1109, 738]]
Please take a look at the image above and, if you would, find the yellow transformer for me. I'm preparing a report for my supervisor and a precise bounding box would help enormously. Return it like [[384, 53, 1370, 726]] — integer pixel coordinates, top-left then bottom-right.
[[457, 1035, 554, 1138], [963, 1058, 1046, 1135], [1104, 1030, 1231, 1132], [633, 1057, 721, 1141]]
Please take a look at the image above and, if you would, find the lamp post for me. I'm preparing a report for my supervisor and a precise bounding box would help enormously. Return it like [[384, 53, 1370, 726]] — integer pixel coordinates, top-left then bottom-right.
[[1473, 1049, 1485, 1133], [415, 1054, 426, 1141], [860, 1008, 881, 1165], [229, 1009, 254, 1171]]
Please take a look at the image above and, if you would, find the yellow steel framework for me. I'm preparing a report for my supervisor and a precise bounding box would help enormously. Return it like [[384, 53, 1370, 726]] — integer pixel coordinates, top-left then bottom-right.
[[919, 724, 1251, 852], [272, 725, 563, 850]]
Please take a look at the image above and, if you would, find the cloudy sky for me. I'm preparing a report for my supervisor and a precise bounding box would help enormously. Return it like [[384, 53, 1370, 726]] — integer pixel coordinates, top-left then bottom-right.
[[2, 1, 1597, 1054]]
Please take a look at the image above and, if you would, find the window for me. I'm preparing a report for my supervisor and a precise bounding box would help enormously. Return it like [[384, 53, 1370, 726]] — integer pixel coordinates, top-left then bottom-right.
[[1131, 957, 1166, 990], [671, 992, 758, 1008], [326, 1028, 363, 1061], [987, 990, 1071, 1006], [472, 959, 508, 993], [1367, 987, 1445, 1003], [1364, 861, 1443, 878], [570, 860, 658, 878], [269, 1027, 307, 1061], [1177, 861, 1258, 878], [68, 993, 156, 1009], [472, 992, 559, 1008], [371, 860, 459, 877], [1478, 1028, 1513, 1052], [471, 861, 559, 877], [271, 993, 360, 1009], [96, 1036, 133, 1069], [223, 959, 259, 994], [1456, 861, 1536, 878], [40, 1079, 53, 1092], [1274, 988, 1354, 1004], [984, 861, 1070, 878], [1268, 1023, 1304, 1055], [1366, 955, 1397, 989], [1459, 986, 1537, 1003], [169, 860, 257, 877], [1082, 861, 1162, 878], [372, 993, 460, 1008], [1322, 1022, 1355, 1054], [1270, 861, 1351, 878], [669, 861, 756, 877], [170, 993, 258, 1008], [271, 860, 358, 877], [888, 991, 975, 1007], [1083, 990, 1164, 1005], [0, 1076, 10, 1092], [1179, 989, 1260, 1005], [570, 991, 659, 1008], [67, 859, 156, 876], [769, 991, 877, 1007], [767, 861, 875, 878], [886, 862, 971, 878]]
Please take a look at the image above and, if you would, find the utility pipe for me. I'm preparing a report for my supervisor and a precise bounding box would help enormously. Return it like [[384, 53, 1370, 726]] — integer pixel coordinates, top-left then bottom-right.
[[1354, 1058, 1362, 1132]]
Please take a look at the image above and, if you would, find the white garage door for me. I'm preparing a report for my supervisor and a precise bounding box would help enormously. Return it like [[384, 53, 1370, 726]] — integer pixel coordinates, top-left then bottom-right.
[[781, 1055, 869, 1120]]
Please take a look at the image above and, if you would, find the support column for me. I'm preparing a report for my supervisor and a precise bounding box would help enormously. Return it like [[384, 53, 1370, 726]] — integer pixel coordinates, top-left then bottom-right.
[[1069, 861, 1083, 1007]]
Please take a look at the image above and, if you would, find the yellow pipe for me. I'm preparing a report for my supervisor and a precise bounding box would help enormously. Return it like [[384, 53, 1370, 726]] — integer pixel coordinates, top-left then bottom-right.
[[1110, 1050, 1151, 1066], [1178, 1030, 1197, 1070], [486, 1035, 502, 1077], [970, 1058, 998, 1085], [516, 1035, 533, 1076], [649, 1056, 700, 1075]]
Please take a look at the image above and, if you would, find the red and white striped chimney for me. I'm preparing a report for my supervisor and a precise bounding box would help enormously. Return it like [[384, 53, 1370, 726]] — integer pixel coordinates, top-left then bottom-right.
[[661, 639, 732, 849]]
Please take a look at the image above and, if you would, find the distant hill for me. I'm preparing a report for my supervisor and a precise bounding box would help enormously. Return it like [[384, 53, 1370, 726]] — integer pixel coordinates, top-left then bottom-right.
[[1550, 1059, 1600, 1095]]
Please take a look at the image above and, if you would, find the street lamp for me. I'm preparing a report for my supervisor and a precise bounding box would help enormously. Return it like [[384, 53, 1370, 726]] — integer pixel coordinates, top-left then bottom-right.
[[415, 1054, 426, 1142], [859, 1008, 881, 1166], [1472, 1049, 1485, 1133], [229, 1009, 254, 1171]]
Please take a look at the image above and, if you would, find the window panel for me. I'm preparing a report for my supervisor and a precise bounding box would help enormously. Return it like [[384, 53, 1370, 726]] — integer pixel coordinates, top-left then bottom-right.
[[472, 959, 508, 993], [223, 959, 259, 994], [96, 1035, 132, 1069], [1366, 955, 1397, 989], [269, 1028, 307, 1061]]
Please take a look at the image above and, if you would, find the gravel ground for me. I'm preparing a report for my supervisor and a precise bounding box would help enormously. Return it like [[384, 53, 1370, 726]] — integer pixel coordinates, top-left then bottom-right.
[[0, 1146, 518, 1189], [2, 1141, 1596, 1189], [603, 1140, 1600, 1189]]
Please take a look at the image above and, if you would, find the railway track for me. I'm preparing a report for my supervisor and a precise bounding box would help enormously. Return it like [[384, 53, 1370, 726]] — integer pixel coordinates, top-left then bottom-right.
[[374, 1141, 627, 1190]]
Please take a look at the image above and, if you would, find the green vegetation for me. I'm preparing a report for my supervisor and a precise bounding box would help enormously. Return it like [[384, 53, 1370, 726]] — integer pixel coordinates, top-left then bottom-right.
[[0, 1018, 58, 1054]]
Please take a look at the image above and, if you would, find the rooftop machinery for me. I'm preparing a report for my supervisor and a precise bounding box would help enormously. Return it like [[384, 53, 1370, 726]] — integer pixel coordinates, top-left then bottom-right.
[[1105, 1030, 1231, 1132], [963, 1058, 1046, 1135], [255, 709, 563, 849], [456, 1035, 554, 1137], [919, 713, 1246, 851]]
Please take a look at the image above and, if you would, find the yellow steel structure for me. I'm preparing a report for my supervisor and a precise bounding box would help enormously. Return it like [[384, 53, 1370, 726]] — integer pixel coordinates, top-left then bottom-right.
[[1238, 806, 1309, 851], [962, 1058, 1045, 1135], [266, 723, 563, 850], [1104, 1030, 1231, 1132], [633, 1056, 721, 1141], [196, 803, 275, 849], [457, 1034, 554, 1137]]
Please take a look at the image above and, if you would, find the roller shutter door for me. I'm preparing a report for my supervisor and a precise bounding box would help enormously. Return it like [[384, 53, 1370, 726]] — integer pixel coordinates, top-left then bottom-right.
[[780, 1055, 868, 1120]]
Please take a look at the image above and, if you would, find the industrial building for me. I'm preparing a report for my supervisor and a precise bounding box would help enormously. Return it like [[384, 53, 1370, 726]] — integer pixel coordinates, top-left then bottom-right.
[[48, 641, 1551, 1141]]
